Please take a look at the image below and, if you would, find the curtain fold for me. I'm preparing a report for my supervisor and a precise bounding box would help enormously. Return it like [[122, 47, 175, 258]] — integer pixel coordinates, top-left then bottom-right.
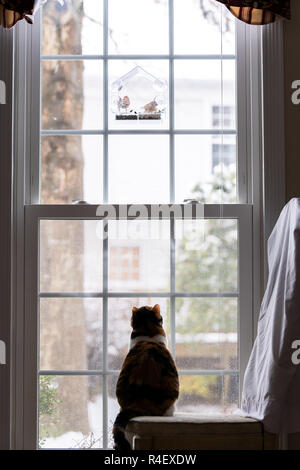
[[0, 0, 40, 29], [215, 1, 291, 25], [0, 1, 291, 29], [238, 198, 300, 434]]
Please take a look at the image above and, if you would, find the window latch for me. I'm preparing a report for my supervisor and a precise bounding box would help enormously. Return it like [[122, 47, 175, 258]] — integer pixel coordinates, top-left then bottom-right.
[[72, 200, 90, 205], [183, 199, 200, 204]]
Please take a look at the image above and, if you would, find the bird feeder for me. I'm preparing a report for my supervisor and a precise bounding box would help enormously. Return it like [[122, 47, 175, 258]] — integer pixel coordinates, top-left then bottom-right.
[[111, 66, 167, 121]]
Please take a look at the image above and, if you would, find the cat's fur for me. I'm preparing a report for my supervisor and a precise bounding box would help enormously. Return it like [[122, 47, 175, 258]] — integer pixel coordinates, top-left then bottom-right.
[[113, 304, 179, 451]]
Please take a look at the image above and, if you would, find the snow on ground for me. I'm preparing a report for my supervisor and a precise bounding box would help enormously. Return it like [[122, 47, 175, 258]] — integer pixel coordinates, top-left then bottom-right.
[[42, 394, 235, 448], [42, 394, 119, 449]]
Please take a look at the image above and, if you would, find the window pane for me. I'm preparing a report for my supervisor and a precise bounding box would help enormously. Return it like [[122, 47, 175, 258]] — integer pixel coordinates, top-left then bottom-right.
[[108, 0, 169, 54], [108, 220, 170, 292], [39, 375, 102, 449], [40, 220, 103, 293], [220, 61, 236, 128], [176, 374, 238, 414], [174, 60, 235, 129], [108, 297, 171, 370], [40, 299, 102, 370], [42, 0, 103, 55], [108, 375, 119, 449], [174, 0, 235, 55], [109, 60, 169, 130], [41, 60, 103, 130], [108, 135, 169, 203], [222, 4, 236, 55], [41, 135, 103, 204], [175, 219, 238, 293], [175, 298, 238, 370], [175, 135, 237, 204], [212, 104, 235, 129]]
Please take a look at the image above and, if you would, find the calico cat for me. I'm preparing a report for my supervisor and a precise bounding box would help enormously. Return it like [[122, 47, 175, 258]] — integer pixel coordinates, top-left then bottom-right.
[[113, 304, 179, 451]]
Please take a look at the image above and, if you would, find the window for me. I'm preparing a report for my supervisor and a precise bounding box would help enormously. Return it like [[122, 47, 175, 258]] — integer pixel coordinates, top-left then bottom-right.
[[17, 0, 257, 450], [109, 246, 140, 282], [212, 105, 235, 129], [211, 104, 236, 179], [212, 143, 236, 170]]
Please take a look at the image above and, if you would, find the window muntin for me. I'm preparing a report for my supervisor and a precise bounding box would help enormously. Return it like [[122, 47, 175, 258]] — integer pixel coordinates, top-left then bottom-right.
[[25, 0, 252, 450]]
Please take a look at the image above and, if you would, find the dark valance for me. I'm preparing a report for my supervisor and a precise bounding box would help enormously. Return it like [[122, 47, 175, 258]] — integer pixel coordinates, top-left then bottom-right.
[[215, 1, 291, 25], [0, 0, 39, 29], [0, 1, 291, 30]]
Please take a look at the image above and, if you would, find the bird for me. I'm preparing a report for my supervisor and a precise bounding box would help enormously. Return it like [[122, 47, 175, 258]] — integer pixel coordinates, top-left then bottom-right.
[[144, 99, 158, 114], [120, 95, 130, 111]]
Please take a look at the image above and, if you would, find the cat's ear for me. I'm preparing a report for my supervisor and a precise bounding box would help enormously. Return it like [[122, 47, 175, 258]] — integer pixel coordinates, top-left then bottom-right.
[[131, 307, 138, 327], [152, 304, 161, 318]]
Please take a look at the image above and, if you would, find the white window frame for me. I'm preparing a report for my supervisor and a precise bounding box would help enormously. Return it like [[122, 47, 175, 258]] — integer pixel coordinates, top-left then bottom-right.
[[23, 203, 253, 450], [9, 1, 287, 451], [0, 25, 14, 451]]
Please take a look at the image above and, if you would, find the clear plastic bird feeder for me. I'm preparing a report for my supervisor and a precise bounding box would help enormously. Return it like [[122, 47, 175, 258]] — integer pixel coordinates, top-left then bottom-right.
[[111, 66, 167, 121]]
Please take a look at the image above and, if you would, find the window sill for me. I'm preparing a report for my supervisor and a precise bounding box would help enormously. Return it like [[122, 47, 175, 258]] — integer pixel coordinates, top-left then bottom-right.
[[125, 413, 278, 450]]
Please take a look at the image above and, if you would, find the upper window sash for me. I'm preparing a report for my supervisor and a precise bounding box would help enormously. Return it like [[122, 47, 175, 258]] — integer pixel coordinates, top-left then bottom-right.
[[12, 4, 254, 207]]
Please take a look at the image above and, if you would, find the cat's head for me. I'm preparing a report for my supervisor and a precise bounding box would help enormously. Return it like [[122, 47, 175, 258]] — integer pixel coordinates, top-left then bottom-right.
[[130, 304, 164, 334]]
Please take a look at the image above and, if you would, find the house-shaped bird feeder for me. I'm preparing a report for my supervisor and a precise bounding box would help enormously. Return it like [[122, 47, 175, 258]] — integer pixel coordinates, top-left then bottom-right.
[[111, 66, 167, 121]]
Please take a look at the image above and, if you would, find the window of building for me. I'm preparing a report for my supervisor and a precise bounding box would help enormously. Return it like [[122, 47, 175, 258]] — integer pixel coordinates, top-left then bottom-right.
[[16, 0, 257, 449], [212, 105, 235, 129], [212, 143, 236, 170], [109, 246, 140, 282]]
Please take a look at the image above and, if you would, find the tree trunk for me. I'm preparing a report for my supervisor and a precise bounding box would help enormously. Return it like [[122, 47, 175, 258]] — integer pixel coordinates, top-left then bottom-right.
[[40, 0, 89, 438]]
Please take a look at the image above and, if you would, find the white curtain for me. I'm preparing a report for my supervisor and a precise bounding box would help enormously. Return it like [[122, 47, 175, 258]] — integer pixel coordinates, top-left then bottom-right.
[[239, 198, 300, 435]]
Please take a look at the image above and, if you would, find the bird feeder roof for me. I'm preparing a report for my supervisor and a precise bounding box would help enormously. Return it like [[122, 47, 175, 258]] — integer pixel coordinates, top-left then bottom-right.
[[111, 65, 167, 92]]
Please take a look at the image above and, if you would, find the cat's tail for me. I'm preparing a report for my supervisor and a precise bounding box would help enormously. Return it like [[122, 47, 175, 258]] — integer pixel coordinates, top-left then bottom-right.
[[113, 409, 140, 452]]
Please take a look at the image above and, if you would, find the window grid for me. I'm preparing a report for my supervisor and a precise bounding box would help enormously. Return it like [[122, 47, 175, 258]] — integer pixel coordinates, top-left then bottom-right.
[[38, 218, 239, 449], [34, 198, 247, 451], [38, 0, 239, 449]]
